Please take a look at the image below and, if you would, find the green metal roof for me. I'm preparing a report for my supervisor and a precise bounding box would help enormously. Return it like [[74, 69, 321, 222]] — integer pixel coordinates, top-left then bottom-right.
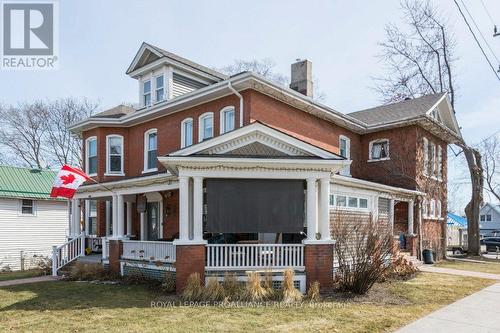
[[0, 165, 59, 200]]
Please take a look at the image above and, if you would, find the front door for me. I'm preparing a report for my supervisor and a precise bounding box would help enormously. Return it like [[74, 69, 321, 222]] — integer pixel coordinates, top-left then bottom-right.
[[147, 202, 160, 241]]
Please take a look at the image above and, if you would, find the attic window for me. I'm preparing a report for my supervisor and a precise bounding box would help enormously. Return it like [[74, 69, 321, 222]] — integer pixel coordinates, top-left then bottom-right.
[[369, 139, 389, 161], [143, 80, 151, 106], [430, 107, 441, 122]]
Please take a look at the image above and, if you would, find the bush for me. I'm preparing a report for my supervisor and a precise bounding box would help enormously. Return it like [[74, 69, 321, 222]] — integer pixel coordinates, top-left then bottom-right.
[[245, 271, 269, 302], [203, 278, 225, 302], [387, 252, 419, 279], [33, 255, 51, 275], [161, 272, 176, 293], [182, 273, 203, 301], [306, 281, 321, 302], [282, 269, 303, 303], [332, 211, 394, 294], [67, 262, 113, 281], [221, 273, 245, 301]]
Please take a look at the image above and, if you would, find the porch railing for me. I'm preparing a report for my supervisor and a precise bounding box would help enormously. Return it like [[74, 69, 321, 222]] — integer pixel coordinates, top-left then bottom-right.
[[206, 244, 304, 271], [52, 232, 85, 276], [121, 240, 176, 263]]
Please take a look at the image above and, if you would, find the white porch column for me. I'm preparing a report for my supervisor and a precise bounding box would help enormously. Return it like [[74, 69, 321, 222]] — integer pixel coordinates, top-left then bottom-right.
[[105, 201, 111, 236], [408, 199, 414, 235], [111, 194, 118, 238], [389, 199, 395, 234], [306, 178, 317, 241], [126, 202, 132, 236], [178, 176, 190, 241], [116, 194, 125, 237], [71, 199, 81, 237], [318, 177, 331, 241], [140, 212, 146, 241], [193, 176, 204, 242]]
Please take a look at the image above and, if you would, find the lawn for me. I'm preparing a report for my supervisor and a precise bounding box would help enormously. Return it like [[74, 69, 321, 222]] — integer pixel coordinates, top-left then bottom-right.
[[435, 260, 500, 274], [0, 272, 493, 333], [0, 270, 43, 282]]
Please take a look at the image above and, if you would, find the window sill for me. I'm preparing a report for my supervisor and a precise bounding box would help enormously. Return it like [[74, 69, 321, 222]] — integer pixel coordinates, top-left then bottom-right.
[[87, 173, 97, 178], [367, 157, 390, 163], [142, 168, 158, 174], [104, 173, 125, 177]]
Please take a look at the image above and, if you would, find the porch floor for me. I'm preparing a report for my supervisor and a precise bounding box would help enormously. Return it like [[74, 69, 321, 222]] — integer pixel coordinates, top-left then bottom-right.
[[76, 254, 102, 264]]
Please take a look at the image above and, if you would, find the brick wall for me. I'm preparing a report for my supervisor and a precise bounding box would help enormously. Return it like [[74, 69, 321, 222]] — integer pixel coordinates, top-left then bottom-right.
[[163, 190, 179, 240], [175, 245, 205, 294], [108, 239, 122, 274], [304, 244, 334, 290]]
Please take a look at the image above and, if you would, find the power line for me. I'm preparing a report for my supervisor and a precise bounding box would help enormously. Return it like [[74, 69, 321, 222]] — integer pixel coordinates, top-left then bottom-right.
[[480, 0, 496, 27], [460, 0, 499, 63], [453, 0, 500, 81]]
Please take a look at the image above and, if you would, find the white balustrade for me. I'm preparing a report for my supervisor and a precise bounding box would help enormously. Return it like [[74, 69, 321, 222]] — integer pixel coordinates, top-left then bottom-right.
[[121, 240, 176, 263], [52, 232, 85, 276], [205, 244, 304, 271]]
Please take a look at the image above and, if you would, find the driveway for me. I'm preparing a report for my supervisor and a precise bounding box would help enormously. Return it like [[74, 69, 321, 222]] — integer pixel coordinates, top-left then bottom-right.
[[396, 283, 500, 332]]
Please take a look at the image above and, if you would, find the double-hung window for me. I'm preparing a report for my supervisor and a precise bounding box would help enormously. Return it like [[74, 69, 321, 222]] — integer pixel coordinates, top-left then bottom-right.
[[199, 112, 213, 142], [430, 142, 436, 176], [86, 137, 97, 176], [143, 80, 151, 106], [106, 135, 124, 175], [339, 135, 351, 176], [220, 107, 235, 134], [437, 145, 443, 180], [155, 75, 165, 103], [430, 199, 436, 218], [369, 139, 389, 161], [181, 118, 193, 148], [144, 129, 157, 172], [422, 199, 428, 218], [87, 200, 97, 235], [20, 199, 34, 215], [423, 137, 429, 176]]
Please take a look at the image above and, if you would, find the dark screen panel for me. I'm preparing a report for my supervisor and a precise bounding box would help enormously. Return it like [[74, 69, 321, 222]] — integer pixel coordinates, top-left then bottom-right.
[[206, 179, 304, 233]]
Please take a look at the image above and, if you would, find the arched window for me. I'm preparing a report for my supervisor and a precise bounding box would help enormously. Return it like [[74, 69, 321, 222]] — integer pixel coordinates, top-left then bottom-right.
[[339, 135, 351, 176], [85, 136, 97, 176], [220, 106, 235, 134], [106, 135, 124, 175], [144, 129, 157, 172], [181, 118, 193, 148], [198, 112, 214, 142]]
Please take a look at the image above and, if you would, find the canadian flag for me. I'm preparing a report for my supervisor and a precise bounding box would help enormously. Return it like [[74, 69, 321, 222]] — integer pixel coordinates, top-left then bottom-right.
[[50, 165, 90, 199]]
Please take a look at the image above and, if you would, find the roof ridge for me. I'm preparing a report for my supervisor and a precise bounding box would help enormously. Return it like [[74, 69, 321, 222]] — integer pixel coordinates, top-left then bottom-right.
[[348, 92, 446, 115]]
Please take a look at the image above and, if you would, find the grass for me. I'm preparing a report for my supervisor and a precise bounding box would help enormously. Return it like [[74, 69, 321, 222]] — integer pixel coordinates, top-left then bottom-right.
[[435, 260, 500, 274], [0, 270, 43, 282], [0, 272, 493, 333]]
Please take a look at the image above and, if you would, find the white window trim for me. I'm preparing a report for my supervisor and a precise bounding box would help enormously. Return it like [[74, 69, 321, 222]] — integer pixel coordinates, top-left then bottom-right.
[[329, 192, 370, 212], [85, 200, 98, 236], [85, 136, 97, 177], [181, 117, 194, 148], [143, 128, 158, 173], [429, 199, 436, 219], [437, 145, 443, 181], [437, 199, 443, 220], [18, 199, 36, 216], [143, 79, 152, 107], [339, 135, 351, 176], [198, 112, 214, 142], [430, 142, 436, 177], [423, 137, 429, 176], [422, 199, 428, 218], [368, 138, 390, 162], [219, 106, 236, 134], [105, 134, 125, 176], [154, 74, 165, 104]]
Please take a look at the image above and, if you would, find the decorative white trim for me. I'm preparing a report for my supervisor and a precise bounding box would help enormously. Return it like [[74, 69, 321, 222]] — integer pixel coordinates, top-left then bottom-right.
[[18, 199, 36, 216], [106, 134, 124, 175], [143, 128, 158, 173], [368, 138, 390, 161], [219, 106, 236, 134], [85, 136, 97, 177], [198, 112, 214, 142], [180, 117, 193, 148]]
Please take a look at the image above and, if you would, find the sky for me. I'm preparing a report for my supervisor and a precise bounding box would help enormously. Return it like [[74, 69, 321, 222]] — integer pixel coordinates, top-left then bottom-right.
[[0, 0, 499, 206]]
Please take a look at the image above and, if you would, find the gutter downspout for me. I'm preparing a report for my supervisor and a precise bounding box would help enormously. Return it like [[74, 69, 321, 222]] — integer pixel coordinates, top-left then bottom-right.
[[228, 82, 244, 127]]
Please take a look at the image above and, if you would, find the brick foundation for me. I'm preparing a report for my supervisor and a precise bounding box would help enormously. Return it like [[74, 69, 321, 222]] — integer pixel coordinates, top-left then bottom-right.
[[304, 243, 333, 290], [406, 234, 418, 256], [108, 239, 123, 275], [175, 244, 206, 294]]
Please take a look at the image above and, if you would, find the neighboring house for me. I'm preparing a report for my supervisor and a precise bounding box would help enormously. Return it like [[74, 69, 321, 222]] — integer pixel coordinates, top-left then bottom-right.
[[0, 166, 68, 271], [479, 203, 500, 234], [63, 43, 462, 292], [447, 213, 467, 246]]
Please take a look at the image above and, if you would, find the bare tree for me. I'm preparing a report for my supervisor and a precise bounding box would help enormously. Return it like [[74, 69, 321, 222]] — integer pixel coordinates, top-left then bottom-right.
[[375, 0, 484, 255], [478, 134, 500, 202], [0, 102, 49, 168], [44, 98, 98, 168]]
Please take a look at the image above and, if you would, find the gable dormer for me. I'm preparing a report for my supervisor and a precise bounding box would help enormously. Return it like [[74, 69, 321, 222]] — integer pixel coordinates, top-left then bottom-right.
[[126, 43, 228, 108]]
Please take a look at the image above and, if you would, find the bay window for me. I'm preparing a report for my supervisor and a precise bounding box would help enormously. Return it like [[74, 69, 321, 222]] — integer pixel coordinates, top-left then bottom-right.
[[339, 135, 351, 176], [144, 129, 157, 172], [85, 137, 97, 176], [106, 135, 124, 175]]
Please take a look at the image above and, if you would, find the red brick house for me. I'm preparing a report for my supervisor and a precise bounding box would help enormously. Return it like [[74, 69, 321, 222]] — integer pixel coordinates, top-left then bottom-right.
[[62, 43, 461, 292]]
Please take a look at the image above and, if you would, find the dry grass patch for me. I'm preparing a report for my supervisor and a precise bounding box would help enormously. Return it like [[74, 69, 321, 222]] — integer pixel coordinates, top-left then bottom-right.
[[435, 260, 500, 274]]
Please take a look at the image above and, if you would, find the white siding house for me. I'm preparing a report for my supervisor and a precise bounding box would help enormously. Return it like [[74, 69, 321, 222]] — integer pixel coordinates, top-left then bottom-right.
[[0, 166, 68, 271], [480, 203, 500, 234]]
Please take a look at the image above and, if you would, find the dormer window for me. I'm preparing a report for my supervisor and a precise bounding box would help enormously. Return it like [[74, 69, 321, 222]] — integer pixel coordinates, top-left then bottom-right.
[[369, 139, 389, 161], [155, 75, 165, 102], [199, 112, 213, 142], [143, 80, 151, 106]]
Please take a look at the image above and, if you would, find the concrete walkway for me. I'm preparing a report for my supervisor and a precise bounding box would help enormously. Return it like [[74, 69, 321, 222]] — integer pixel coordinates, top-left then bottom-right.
[[0, 275, 59, 287], [396, 283, 500, 332], [419, 265, 500, 280]]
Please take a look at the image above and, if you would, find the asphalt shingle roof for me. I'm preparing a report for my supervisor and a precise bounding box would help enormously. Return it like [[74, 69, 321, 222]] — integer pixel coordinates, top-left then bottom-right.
[[347, 93, 446, 126], [92, 104, 135, 119], [0, 166, 58, 200]]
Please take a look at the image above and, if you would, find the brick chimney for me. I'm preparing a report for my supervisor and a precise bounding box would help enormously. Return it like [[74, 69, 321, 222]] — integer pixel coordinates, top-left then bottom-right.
[[290, 59, 313, 97]]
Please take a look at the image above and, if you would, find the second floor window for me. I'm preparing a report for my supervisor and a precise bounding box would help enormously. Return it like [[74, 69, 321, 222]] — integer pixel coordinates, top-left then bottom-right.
[[369, 139, 389, 161], [144, 129, 157, 171], [220, 107, 235, 134], [199, 112, 213, 142], [20, 199, 34, 215], [143, 80, 151, 106], [106, 135, 123, 174], [339, 135, 350, 176], [155, 75, 164, 102], [86, 137, 97, 175], [181, 118, 193, 148]]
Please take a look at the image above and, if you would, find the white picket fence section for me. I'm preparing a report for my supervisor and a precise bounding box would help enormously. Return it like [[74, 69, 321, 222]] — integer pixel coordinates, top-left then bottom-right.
[[121, 240, 176, 263], [206, 244, 304, 271], [51, 232, 85, 276]]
